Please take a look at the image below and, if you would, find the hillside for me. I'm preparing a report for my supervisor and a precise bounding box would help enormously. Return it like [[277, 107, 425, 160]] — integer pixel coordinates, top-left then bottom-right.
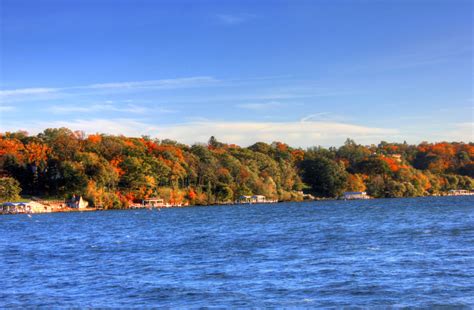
[[1, 128, 472, 207]]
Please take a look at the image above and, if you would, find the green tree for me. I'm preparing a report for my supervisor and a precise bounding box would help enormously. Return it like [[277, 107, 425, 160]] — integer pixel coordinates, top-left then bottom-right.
[[300, 157, 347, 197], [208, 136, 224, 148], [337, 138, 371, 166], [355, 158, 391, 176], [0, 177, 22, 202], [366, 175, 386, 197], [216, 184, 233, 202]]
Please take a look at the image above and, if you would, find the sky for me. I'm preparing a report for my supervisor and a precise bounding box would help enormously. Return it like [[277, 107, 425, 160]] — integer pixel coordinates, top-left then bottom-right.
[[0, 0, 472, 147]]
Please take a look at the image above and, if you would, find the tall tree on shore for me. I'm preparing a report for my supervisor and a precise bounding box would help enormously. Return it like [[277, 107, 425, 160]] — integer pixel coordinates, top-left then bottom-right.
[[0, 177, 22, 202], [300, 156, 348, 197]]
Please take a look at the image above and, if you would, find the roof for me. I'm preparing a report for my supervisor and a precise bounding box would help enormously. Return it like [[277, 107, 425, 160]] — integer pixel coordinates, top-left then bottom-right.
[[2, 202, 28, 206]]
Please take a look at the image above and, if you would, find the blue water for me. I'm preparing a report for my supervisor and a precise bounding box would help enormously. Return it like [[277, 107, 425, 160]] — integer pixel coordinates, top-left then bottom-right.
[[1, 197, 473, 308]]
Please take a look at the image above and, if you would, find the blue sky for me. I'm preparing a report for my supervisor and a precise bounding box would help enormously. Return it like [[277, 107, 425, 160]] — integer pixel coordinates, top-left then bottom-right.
[[0, 0, 472, 147]]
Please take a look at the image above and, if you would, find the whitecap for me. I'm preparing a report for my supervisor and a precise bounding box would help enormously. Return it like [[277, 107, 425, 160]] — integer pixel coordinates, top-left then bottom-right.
[[367, 246, 380, 251]]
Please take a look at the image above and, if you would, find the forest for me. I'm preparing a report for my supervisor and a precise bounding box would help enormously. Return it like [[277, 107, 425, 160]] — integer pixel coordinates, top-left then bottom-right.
[[0, 128, 473, 208]]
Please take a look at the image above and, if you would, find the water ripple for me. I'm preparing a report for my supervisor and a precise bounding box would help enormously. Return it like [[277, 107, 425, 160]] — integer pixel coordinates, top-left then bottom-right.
[[1, 196, 473, 307]]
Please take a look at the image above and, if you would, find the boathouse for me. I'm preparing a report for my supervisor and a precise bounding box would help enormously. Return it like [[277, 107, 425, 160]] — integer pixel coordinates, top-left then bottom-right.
[[1, 201, 52, 214], [447, 189, 473, 196], [343, 192, 371, 200], [142, 198, 164, 207], [237, 195, 252, 203], [251, 195, 267, 203]]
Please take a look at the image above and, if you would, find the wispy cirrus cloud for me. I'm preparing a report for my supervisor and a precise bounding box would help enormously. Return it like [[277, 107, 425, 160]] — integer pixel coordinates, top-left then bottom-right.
[[300, 112, 347, 122], [216, 13, 256, 25], [84, 76, 217, 90], [236, 101, 283, 111], [57, 103, 175, 115], [0, 87, 59, 98], [0, 88, 60, 102], [0, 76, 218, 102], [49, 103, 153, 114]]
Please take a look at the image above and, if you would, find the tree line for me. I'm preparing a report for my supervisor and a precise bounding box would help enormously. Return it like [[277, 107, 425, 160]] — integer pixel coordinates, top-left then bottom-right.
[[0, 128, 472, 207]]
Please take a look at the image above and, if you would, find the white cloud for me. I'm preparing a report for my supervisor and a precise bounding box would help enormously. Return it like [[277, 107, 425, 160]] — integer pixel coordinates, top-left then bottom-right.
[[236, 101, 282, 111], [0, 118, 159, 137], [300, 112, 338, 122], [0, 88, 59, 102], [0, 76, 218, 102], [84, 76, 217, 90], [49, 103, 160, 114], [0, 88, 58, 98], [436, 122, 474, 142], [0, 118, 399, 147], [156, 120, 399, 147], [216, 14, 256, 25], [4, 118, 473, 146]]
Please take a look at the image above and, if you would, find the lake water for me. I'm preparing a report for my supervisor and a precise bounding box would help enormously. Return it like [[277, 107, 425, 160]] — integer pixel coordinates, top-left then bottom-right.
[[1, 197, 473, 308]]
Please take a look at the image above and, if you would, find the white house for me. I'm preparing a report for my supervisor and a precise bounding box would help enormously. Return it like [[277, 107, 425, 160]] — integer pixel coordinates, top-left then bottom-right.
[[1, 201, 52, 214], [142, 198, 165, 208], [251, 195, 266, 203], [236, 195, 276, 204], [237, 195, 252, 204], [343, 192, 371, 200], [1, 202, 29, 214], [447, 189, 473, 196]]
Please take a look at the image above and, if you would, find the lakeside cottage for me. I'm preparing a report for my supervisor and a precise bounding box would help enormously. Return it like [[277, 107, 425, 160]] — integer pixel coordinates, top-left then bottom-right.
[[447, 189, 473, 196], [130, 198, 185, 208], [236, 195, 277, 204], [142, 198, 165, 208], [237, 195, 252, 204], [67, 195, 89, 209], [343, 192, 371, 200], [1, 202, 30, 214], [252, 195, 267, 203], [1, 201, 52, 214], [391, 154, 402, 162]]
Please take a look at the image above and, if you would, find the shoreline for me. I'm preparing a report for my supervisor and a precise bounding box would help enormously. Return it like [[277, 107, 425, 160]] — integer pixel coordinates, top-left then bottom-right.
[[2, 194, 472, 216]]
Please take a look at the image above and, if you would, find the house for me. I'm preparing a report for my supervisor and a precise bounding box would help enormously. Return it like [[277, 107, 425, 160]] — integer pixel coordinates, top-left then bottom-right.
[[67, 195, 89, 209], [1, 201, 52, 214], [447, 189, 473, 196], [251, 195, 266, 203], [343, 192, 371, 200], [1, 202, 30, 214], [391, 154, 402, 162], [142, 198, 164, 208], [236, 195, 278, 204], [237, 195, 252, 204]]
